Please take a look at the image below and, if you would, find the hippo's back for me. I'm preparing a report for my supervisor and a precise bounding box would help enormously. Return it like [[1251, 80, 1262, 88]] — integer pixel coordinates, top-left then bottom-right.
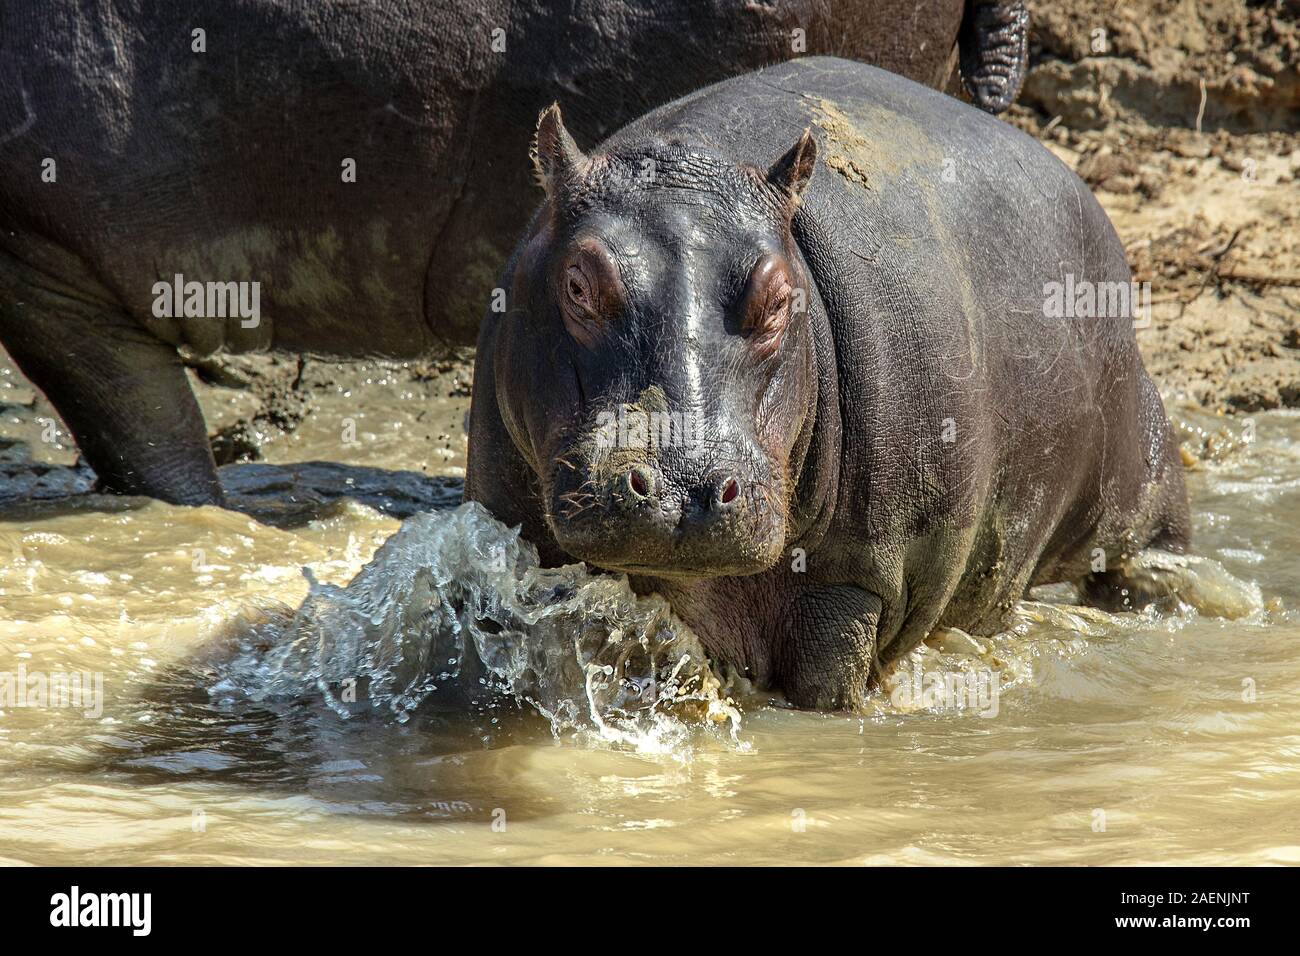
[[603, 55, 1125, 318]]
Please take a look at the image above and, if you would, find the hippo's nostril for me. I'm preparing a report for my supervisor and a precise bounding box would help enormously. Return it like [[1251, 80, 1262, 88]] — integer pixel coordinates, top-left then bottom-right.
[[626, 465, 655, 499], [715, 475, 742, 509]]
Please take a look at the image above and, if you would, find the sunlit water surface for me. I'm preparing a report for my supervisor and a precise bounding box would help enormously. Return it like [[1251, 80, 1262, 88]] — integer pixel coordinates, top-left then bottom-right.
[[1, 400, 1298, 866]]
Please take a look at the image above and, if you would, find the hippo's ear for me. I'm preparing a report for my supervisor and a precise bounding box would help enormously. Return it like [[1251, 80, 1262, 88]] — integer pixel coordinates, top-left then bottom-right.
[[532, 103, 588, 197], [767, 127, 818, 201]]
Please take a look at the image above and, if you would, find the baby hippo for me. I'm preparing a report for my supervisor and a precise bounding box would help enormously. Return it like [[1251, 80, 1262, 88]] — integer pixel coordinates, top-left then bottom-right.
[[466, 57, 1189, 709]]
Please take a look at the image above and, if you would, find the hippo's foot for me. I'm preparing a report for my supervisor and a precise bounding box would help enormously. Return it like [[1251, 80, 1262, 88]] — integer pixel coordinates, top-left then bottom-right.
[[776, 586, 882, 711], [1078, 550, 1263, 620], [958, 1, 1029, 114], [0, 266, 224, 507]]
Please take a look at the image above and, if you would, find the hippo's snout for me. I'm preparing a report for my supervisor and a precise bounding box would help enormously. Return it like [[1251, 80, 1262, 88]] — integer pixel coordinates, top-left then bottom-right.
[[617, 464, 742, 520], [551, 456, 785, 579]]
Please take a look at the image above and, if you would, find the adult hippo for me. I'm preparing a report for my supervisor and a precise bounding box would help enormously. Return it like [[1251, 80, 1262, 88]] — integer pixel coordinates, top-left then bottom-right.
[[0, 0, 1027, 507], [465, 57, 1191, 709]]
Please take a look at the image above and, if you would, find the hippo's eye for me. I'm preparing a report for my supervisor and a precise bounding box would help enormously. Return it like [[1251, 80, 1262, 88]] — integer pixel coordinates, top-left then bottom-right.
[[559, 244, 623, 348], [565, 265, 594, 313], [743, 254, 795, 357]]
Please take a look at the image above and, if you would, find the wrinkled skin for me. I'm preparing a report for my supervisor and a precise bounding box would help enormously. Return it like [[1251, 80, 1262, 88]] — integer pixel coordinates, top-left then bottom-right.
[[0, 0, 1027, 506], [466, 57, 1191, 710]]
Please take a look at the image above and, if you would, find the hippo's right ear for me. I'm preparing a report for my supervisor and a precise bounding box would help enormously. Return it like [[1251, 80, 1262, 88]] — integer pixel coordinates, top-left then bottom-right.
[[531, 103, 588, 198], [767, 127, 818, 201]]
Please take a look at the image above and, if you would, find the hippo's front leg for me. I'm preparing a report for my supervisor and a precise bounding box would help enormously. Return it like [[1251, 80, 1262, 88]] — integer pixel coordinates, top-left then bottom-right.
[[777, 586, 883, 711]]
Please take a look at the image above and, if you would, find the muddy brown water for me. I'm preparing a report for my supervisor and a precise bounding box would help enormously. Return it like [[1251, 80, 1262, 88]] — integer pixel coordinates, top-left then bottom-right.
[[1, 355, 1298, 865]]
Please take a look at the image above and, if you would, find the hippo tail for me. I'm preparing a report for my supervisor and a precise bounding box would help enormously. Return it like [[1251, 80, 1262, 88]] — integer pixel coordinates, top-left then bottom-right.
[[958, 0, 1030, 114]]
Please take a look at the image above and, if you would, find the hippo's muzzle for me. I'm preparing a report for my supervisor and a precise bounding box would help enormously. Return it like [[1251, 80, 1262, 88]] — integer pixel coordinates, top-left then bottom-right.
[[548, 449, 786, 578]]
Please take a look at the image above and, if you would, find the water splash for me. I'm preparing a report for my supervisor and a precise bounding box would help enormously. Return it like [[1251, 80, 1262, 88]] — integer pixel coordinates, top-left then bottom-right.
[[209, 503, 740, 748]]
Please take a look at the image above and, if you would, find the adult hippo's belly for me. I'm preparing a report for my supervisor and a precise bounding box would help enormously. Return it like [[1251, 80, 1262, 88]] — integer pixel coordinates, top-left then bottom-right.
[[0, 0, 1027, 507], [465, 57, 1191, 710]]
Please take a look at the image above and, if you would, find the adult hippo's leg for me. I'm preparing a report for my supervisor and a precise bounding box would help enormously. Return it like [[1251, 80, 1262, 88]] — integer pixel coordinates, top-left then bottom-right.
[[0, 251, 223, 506], [959, 1, 1029, 113]]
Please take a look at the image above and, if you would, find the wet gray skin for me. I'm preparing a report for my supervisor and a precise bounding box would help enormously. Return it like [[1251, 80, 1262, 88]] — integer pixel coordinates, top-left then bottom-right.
[[466, 57, 1191, 710], [0, 0, 1027, 508]]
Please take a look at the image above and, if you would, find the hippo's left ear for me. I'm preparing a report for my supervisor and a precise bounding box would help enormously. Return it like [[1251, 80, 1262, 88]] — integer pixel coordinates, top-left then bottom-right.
[[767, 127, 818, 201], [531, 103, 589, 198]]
